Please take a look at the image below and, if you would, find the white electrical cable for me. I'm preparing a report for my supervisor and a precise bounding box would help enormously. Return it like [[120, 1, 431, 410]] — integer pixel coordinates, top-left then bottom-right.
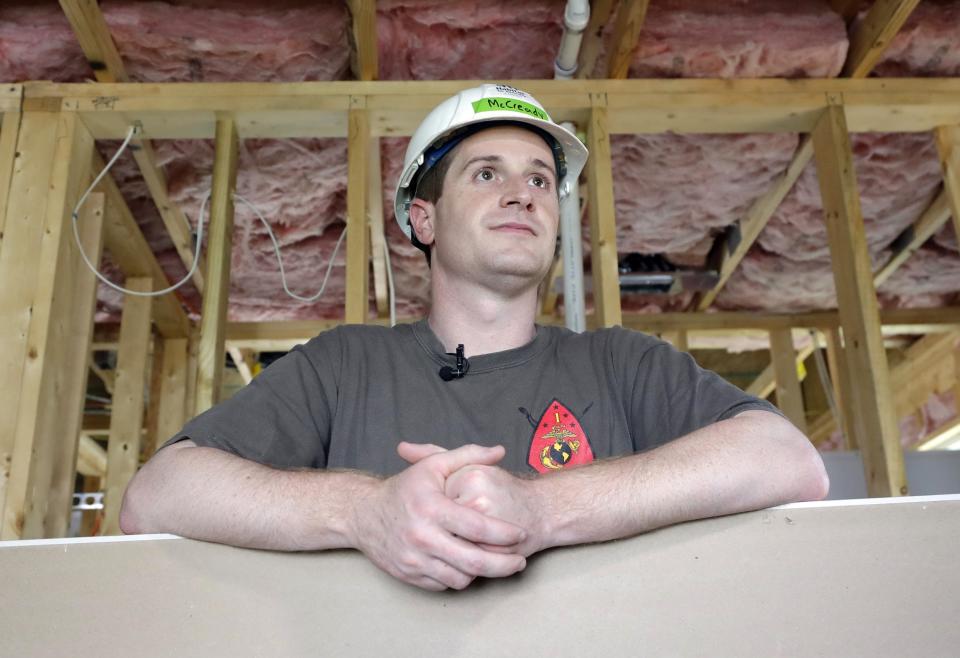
[[234, 194, 346, 303], [71, 124, 347, 305], [810, 330, 843, 430], [72, 125, 206, 297]]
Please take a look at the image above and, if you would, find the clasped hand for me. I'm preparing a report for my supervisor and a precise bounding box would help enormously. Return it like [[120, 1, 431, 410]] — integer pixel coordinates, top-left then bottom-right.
[[352, 442, 543, 592]]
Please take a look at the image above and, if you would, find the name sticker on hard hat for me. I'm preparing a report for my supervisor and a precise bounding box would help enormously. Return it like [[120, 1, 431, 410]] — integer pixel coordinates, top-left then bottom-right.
[[471, 97, 551, 122]]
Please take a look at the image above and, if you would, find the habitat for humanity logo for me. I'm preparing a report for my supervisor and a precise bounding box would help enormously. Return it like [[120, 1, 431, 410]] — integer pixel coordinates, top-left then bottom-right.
[[472, 97, 550, 121]]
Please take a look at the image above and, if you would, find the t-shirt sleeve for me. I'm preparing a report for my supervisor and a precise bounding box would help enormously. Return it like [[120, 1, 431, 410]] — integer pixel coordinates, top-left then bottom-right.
[[159, 330, 342, 469], [612, 328, 785, 452]]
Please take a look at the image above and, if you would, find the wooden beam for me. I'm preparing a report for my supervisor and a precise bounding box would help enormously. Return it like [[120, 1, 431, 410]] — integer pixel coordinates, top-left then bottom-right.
[[697, 137, 814, 310], [88, 355, 115, 395], [27, 79, 960, 140], [0, 108, 23, 247], [0, 112, 96, 539], [586, 94, 621, 328], [813, 98, 905, 497], [77, 435, 107, 479], [746, 343, 815, 400], [661, 330, 689, 352], [184, 327, 200, 421], [129, 137, 205, 293], [935, 125, 960, 248], [540, 254, 563, 317], [154, 337, 188, 457], [842, 0, 922, 79], [345, 97, 370, 324], [873, 190, 951, 288], [606, 0, 651, 79], [227, 345, 255, 386], [824, 327, 857, 450], [101, 277, 153, 536], [769, 329, 808, 433], [95, 151, 190, 338], [348, 0, 378, 82], [368, 137, 389, 317], [576, 0, 616, 79], [194, 118, 238, 415], [58, 0, 128, 82]]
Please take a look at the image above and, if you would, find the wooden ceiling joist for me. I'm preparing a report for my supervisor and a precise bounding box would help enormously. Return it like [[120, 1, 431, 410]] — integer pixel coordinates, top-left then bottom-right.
[[606, 0, 652, 79], [575, 0, 615, 79], [696, 1, 922, 310], [348, 0, 378, 82], [30, 79, 960, 140], [936, 125, 960, 243], [60, 0, 205, 294]]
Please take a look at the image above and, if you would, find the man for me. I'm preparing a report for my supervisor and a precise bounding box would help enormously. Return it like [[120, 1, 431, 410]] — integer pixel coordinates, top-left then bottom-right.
[[121, 84, 828, 592]]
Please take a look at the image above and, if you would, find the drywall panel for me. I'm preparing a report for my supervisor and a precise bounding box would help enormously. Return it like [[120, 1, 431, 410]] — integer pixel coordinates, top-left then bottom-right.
[[1, 495, 958, 657], [823, 450, 960, 499]]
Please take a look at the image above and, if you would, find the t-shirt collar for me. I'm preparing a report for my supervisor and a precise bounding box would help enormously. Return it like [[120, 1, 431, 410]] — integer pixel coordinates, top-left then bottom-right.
[[410, 318, 552, 373]]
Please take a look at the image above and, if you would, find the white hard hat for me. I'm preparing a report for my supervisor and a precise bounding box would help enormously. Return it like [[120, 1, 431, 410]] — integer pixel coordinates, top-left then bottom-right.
[[394, 84, 589, 244]]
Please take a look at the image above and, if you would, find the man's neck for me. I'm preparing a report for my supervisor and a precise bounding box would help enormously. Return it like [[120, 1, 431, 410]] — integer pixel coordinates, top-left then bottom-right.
[[427, 276, 539, 358]]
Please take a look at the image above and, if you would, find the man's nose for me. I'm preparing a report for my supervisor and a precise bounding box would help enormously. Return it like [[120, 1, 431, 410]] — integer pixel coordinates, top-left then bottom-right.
[[500, 177, 534, 212]]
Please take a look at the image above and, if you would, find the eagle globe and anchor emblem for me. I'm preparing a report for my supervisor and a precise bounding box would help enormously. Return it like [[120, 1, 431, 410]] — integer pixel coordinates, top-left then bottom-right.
[[527, 400, 594, 473]]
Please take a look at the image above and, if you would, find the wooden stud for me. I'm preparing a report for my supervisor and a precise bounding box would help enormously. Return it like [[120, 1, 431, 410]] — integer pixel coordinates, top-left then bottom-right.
[[606, 0, 651, 79], [934, 126, 960, 248], [661, 330, 689, 352], [368, 137, 389, 317], [194, 117, 238, 415], [747, 342, 815, 400], [155, 338, 188, 456], [824, 327, 858, 450], [227, 345, 255, 386], [345, 98, 370, 324], [769, 329, 808, 434], [586, 94, 622, 328], [184, 327, 201, 421], [575, 0, 616, 79], [142, 337, 164, 463], [348, 0, 378, 82], [0, 109, 23, 247], [842, 0, 922, 79], [540, 255, 563, 317], [101, 277, 153, 536], [0, 113, 97, 539], [88, 354, 115, 395], [812, 98, 905, 497]]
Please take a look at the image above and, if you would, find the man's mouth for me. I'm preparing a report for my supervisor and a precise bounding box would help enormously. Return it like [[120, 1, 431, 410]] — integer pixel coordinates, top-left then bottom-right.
[[491, 222, 537, 236]]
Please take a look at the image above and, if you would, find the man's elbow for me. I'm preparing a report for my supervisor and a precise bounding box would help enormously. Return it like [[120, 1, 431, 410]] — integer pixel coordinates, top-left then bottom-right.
[[118, 473, 147, 535], [783, 420, 830, 502]]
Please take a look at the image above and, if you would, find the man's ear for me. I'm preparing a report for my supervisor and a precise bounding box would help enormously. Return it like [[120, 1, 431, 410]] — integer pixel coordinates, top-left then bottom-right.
[[408, 198, 436, 247]]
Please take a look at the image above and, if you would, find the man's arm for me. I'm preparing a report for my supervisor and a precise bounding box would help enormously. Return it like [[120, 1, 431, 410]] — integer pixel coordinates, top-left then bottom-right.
[[426, 410, 828, 556], [120, 441, 528, 591]]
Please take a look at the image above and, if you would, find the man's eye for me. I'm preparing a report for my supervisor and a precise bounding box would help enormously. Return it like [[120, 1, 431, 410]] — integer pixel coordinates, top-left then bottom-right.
[[531, 175, 549, 189], [477, 169, 494, 181]]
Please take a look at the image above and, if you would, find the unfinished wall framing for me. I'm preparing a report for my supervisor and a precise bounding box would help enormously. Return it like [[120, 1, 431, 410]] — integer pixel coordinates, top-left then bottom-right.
[[2, 76, 960, 538]]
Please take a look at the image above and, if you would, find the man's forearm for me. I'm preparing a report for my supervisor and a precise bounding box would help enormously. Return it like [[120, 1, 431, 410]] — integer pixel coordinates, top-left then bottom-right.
[[120, 442, 378, 551], [529, 411, 829, 550]]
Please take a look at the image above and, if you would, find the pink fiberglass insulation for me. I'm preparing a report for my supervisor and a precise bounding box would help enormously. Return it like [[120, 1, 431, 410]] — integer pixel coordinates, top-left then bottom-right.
[[611, 133, 799, 262], [622, 0, 848, 79], [0, 1, 349, 83], [376, 0, 566, 80]]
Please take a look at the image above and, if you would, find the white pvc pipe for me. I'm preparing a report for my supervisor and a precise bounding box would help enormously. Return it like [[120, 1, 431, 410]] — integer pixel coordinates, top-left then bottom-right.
[[560, 122, 586, 333], [554, 0, 590, 79]]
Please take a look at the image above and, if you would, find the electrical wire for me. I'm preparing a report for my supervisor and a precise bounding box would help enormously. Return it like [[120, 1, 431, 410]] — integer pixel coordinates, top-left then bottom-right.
[[71, 124, 348, 305], [810, 329, 843, 433], [383, 238, 396, 327]]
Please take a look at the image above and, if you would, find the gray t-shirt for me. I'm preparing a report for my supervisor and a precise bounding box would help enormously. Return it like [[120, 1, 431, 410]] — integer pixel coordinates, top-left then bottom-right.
[[167, 320, 781, 475]]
